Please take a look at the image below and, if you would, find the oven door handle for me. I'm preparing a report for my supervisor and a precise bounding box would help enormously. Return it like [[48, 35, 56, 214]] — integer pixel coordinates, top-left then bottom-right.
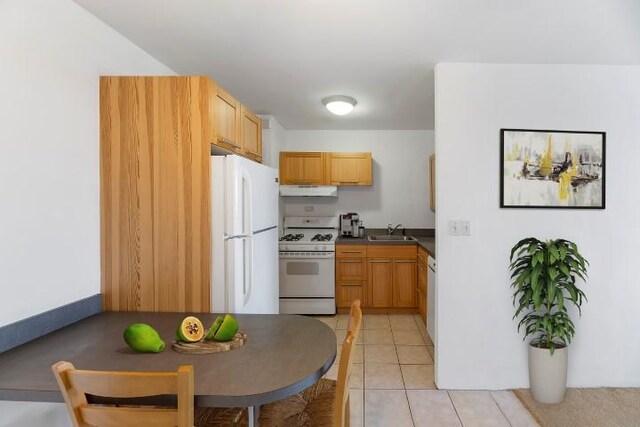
[[279, 254, 335, 260]]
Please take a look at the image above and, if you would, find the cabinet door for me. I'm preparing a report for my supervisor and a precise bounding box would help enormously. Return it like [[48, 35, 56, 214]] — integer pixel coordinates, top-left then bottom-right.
[[368, 259, 393, 308], [279, 152, 326, 184], [326, 153, 372, 186], [337, 258, 366, 281], [337, 283, 364, 309], [214, 86, 241, 152], [241, 105, 262, 162], [393, 260, 417, 307]]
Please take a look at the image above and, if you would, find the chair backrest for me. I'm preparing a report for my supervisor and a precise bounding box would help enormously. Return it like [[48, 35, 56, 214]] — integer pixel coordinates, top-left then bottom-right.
[[334, 299, 363, 427], [52, 361, 194, 427]]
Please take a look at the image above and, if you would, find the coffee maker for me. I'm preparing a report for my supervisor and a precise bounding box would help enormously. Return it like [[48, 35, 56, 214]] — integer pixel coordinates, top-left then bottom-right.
[[340, 213, 360, 237]]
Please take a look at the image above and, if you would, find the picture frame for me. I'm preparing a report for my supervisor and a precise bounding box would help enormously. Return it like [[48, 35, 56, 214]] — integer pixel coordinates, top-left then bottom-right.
[[500, 129, 606, 209]]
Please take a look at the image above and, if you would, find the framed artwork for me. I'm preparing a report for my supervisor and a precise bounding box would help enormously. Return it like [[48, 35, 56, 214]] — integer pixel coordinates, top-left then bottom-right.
[[500, 129, 606, 209]]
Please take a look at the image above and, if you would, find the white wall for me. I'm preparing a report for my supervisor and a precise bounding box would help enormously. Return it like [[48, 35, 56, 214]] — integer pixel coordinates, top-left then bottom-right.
[[281, 130, 435, 229], [0, 0, 174, 329], [435, 63, 640, 389], [259, 115, 287, 169], [0, 0, 173, 423]]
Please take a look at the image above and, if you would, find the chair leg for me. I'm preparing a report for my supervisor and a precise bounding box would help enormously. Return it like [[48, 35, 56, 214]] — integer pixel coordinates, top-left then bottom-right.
[[345, 396, 350, 427]]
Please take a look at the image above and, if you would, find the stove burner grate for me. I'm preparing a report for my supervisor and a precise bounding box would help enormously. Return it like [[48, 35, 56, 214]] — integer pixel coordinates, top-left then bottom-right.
[[311, 234, 334, 242], [279, 233, 304, 242]]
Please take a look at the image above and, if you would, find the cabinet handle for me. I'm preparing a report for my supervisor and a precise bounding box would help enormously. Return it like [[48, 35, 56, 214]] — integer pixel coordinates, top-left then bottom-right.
[[341, 260, 362, 264], [395, 260, 417, 264], [337, 181, 358, 184], [217, 136, 240, 148], [369, 260, 391, 263], [340, 251, 364, 254], [340, 283, 362, 287]]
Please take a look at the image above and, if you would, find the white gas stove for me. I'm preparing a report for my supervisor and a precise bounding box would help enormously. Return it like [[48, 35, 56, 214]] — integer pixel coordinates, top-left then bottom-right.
[[279, 216, 339, 314]]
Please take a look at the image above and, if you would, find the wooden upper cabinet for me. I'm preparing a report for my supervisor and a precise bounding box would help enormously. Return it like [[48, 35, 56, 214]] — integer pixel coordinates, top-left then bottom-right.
[[213, 85, 241, 153], [326, 152, 372, 186], [279, 152, 326, 185], [240, 105, 262, 162]]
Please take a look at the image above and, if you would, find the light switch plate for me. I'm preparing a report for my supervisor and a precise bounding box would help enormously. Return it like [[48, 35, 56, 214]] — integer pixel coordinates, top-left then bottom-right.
[[448, 220, 460, 236], [461, 220, 471, 236]]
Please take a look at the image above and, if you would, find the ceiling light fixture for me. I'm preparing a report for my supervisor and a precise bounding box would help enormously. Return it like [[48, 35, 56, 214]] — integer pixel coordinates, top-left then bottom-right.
[[322, 95, 357, 116]]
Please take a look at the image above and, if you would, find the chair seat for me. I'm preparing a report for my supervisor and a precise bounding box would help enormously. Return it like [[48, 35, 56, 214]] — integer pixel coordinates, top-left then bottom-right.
[[195, 406, 246, 426], [259, 378, 337, 427]]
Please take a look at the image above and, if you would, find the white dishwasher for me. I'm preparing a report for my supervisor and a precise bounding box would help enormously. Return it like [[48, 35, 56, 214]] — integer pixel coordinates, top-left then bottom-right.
[[427, 255, 436, 342]]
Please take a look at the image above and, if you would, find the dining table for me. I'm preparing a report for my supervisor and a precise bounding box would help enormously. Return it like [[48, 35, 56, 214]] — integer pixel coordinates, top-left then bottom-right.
[[0, 311, 337, 427]]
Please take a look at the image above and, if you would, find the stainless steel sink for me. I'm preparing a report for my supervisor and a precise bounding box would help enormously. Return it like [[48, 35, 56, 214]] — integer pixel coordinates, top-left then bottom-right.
[[367, 235, 418, 242]]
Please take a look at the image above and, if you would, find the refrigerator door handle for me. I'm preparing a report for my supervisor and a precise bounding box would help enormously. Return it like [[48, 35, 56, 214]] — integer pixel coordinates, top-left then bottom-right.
[[241, 168, 253, 237], [243, 236, 253, 306]]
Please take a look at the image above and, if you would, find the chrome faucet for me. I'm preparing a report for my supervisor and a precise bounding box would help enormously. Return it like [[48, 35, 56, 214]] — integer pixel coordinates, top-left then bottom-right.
[[387, 223, 403, 235]]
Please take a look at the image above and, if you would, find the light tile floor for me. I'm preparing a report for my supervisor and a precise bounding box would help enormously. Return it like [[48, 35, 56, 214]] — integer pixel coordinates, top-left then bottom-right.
[[314, 313, 539, 427]]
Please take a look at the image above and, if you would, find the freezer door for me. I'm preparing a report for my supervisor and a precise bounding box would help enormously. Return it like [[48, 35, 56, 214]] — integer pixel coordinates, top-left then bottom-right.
[[225, 228, 279, 314], [226, 155, 278, 234]]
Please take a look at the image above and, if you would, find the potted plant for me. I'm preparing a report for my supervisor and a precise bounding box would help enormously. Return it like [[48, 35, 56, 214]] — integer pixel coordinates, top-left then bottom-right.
[[509, 237, 588, 404]]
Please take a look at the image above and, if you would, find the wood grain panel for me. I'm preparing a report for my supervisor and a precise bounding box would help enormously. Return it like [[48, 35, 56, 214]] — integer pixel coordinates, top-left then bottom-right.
[[326, 152, 372, 185], [366, 245, 416, 259], [368, 259, 393, 308], [100, 76, 211, 313], [336, 245, 367, 258], [393, 260, 417, 307], [214, 85, 241, 151], [336, 283, 364, 309], [337, 258, 366, 281], [279, 152, 326, 185], [241, 105, 262, 160]]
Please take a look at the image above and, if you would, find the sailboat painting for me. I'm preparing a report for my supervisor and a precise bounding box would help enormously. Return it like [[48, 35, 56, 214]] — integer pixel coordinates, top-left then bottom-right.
[[500, 129, 605, 209]]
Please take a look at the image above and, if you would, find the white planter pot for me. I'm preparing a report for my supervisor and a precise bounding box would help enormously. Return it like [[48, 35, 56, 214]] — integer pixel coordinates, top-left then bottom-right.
[[528, 343, 568, 404]]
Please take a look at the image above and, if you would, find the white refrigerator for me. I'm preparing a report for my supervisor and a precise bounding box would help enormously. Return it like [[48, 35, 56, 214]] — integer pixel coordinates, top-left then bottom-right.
[[211, 155, 279, 314]]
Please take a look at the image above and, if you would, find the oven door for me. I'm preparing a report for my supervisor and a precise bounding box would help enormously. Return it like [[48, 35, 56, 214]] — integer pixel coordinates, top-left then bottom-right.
[[279, 252, 335, 297]]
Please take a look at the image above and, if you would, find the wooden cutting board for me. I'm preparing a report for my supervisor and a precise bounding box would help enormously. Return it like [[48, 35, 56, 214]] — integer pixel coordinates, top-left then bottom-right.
[[171, 332, 247, 354]]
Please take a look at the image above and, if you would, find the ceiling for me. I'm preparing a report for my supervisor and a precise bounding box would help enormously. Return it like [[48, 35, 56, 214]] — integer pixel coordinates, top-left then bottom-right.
[[74, 0, 640, 130]]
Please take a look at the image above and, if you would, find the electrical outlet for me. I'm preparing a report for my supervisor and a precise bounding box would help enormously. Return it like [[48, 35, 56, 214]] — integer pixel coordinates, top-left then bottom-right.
[[461, 220, 471, 236], [448, 220, 460, 236]]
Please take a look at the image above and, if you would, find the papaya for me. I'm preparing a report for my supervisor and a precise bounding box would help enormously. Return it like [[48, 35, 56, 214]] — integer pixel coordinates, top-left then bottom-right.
[[205, 315, 225, 340], [123, 323, 165, 353], [176, 316, 205, 343], [213, 314, 239, 342]]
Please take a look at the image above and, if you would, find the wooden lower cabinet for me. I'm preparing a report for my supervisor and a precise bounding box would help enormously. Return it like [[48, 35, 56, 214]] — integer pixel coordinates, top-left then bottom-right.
[[336, 245, 367, 308], [366, 246, 417, 309], [368, 259, 393, 308], [393, 260, 417, 307], [337, 244, 420, 311]]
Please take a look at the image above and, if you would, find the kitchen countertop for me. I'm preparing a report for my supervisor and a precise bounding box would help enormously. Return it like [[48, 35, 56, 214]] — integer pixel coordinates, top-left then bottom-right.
[[337, 234, 435, 257]]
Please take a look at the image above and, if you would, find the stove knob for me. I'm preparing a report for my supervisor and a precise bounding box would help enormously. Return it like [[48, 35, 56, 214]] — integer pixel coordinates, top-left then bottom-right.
[[315, 245, 320, 251]]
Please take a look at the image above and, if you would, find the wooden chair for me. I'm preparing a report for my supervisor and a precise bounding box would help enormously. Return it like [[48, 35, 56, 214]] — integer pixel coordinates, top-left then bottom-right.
[[52, 361, 194, 427], [258, 299, 363, 427]]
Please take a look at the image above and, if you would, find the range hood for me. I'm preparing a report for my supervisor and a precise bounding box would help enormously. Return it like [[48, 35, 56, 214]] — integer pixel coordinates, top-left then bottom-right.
[[279, 185, 338, 197]]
